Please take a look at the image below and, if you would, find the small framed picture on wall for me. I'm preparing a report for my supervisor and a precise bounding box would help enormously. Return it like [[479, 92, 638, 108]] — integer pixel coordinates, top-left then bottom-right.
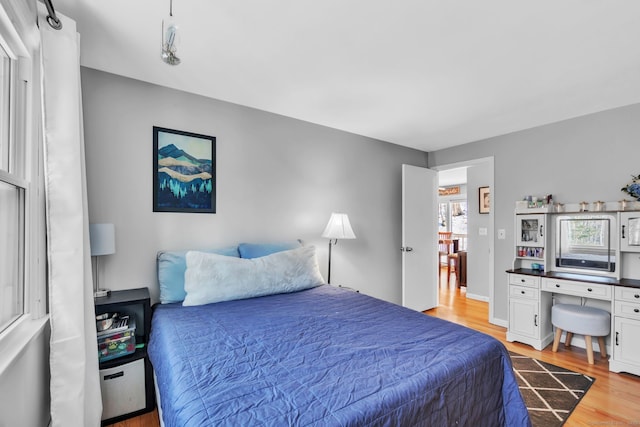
[[479, 186, 490, 214], [153, 126, 216, 213]]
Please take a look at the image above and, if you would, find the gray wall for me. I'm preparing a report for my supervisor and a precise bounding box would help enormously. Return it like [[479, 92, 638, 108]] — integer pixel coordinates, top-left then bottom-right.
[[0, 323, 50, 427], [81, 68, 428, 305], [465, 159, 493, 303], [429, 103, 640, 323]]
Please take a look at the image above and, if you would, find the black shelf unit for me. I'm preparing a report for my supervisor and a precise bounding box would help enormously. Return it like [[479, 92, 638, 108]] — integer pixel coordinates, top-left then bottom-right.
[[95, 288, 155, 425]]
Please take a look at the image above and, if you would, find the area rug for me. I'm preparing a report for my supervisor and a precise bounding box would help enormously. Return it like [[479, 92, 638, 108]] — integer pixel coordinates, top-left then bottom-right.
[[509, 352, 595, 427]]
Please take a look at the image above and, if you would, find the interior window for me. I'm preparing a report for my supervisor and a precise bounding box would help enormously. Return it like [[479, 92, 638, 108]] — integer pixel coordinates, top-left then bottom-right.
[[450, 200, 468, 236], [438, 199, 468, 250], [0, 181, 23, 330], [0, 31, 27, 334], [0, 45, 10, 172]]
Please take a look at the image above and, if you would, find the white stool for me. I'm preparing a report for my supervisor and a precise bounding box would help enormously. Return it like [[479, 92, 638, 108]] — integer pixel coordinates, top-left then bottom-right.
[[551, 304, 610, 364]]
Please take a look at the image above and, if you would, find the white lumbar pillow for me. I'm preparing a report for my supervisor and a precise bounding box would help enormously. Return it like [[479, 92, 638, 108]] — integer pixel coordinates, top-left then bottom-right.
[[183, 245, 324, 306]]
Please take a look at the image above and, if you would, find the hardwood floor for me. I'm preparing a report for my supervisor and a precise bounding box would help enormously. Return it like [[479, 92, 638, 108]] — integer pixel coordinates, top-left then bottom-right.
[[108, 272, 640, 426], [433, 272, 640, 425]]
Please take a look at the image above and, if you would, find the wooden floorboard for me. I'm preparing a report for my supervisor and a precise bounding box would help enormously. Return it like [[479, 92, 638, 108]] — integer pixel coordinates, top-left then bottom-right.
[[107, 272, 640, 426]]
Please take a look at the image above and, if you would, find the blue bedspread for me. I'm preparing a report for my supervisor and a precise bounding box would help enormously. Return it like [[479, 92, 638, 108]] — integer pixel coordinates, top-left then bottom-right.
[[148, 285, 531, 426]]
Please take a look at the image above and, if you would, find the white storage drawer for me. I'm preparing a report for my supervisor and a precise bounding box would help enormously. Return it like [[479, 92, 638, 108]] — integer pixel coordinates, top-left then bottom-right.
[[100, 358, 146, 421], [510, 285, 538, 300], [542, 278, 612, 300], [614, 301, 640, 320], [509, 274, 540, 288], [615, 287, 640, 303]]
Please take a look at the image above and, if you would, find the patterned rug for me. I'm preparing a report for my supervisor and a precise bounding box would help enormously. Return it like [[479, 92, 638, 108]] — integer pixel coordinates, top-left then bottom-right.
[[509, 352, 595, 426]]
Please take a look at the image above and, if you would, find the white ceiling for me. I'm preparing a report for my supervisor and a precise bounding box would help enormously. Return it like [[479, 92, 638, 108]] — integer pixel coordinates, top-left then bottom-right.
[[53, 0, 640, 152]]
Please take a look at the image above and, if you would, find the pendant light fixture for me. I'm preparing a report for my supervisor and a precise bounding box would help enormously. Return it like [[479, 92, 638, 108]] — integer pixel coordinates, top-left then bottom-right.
[[161, 0, 181, 65]]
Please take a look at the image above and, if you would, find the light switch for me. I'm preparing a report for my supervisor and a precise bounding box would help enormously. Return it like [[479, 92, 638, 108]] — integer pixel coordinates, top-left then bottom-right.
[[479, 227, 488, 236], [498, 229, 506, 239]]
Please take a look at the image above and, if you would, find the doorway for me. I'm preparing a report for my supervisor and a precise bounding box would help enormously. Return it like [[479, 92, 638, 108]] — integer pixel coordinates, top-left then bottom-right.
[[433, 157, 496, 324], [438, 169, 468, 289]]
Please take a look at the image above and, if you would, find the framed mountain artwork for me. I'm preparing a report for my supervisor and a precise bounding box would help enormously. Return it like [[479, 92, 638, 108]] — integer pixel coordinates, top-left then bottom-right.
[[153, 126, 216, 213]]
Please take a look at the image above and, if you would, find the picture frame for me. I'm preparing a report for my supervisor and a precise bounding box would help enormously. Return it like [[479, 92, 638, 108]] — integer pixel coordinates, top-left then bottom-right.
[[153, 126, 216, 213], [479, 186, 490, 214]]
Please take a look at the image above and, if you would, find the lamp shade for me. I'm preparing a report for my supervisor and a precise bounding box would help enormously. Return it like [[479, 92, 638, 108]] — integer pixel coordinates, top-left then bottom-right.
[[322, 213, 356, 239], [89, 223, 116, 256]]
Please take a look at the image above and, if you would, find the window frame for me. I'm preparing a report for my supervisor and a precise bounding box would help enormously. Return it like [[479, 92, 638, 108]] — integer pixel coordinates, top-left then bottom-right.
[[0, 0, 44, 339]]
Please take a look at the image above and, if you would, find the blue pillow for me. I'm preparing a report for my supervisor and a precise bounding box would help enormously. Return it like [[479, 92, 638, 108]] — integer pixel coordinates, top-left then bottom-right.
[[157, 246, 239, 304], [238, 240, 302, 259]]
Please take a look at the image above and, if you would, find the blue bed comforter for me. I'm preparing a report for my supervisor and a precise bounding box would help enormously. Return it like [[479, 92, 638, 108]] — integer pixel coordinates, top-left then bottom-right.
[[148, 285, 531, 427]]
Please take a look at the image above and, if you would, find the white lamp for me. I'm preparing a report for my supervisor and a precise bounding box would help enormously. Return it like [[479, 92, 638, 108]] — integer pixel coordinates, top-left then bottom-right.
[[321, 213, 356, 284], [90, 223, 115, 298]]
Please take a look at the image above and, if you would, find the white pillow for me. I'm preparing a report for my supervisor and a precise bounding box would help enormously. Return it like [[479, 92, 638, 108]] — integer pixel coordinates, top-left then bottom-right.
[[183, 245, 325, 306]]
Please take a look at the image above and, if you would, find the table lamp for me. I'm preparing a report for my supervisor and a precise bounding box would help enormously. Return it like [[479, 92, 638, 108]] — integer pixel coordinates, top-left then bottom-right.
[[89, 223, 115, 298]]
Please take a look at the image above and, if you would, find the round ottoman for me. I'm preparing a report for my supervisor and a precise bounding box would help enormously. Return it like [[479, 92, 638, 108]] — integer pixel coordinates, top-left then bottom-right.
[[551, 304, 610, 364]]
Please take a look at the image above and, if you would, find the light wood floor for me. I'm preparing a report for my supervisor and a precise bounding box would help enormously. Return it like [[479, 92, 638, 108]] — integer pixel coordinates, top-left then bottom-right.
[[108, 271, 640, 427]]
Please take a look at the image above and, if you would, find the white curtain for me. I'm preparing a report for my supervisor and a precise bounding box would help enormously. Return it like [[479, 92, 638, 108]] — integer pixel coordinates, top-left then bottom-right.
[[40, 6, 102, 427]]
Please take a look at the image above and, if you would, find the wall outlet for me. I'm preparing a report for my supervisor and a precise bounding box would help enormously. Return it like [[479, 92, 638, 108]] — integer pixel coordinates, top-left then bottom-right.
[[479, 227, 488, 236], [498, 229, 506, 239]]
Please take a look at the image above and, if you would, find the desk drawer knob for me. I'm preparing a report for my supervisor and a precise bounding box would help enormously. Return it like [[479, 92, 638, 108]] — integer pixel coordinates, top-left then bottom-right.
[[521, 279, 525, 283], [635, 294, 639, 299], [521, 291, 525, 295], [635, 308, 639, 313], [555, 284, 560, 288], [587, 288, 593, 292]]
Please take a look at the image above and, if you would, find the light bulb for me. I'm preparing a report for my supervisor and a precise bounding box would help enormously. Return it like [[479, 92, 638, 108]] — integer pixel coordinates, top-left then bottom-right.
[[161, 16, 181, 65]]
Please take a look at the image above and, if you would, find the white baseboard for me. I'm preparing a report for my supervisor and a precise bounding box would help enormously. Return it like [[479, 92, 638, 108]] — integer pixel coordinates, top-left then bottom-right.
[[490, 316, 508, 328], [466, 292, 489, 302]]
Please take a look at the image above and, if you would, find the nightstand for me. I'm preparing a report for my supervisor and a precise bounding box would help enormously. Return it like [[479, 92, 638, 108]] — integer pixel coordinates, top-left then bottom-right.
[[94, 288, 155, 425]]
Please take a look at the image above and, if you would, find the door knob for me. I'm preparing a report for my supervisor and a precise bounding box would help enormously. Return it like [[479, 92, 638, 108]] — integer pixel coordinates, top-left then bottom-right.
[[400, 247, 413, 252]]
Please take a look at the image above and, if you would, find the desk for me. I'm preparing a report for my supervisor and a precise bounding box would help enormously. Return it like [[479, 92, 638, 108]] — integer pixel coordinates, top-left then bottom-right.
[[506, 269, 640, 376]]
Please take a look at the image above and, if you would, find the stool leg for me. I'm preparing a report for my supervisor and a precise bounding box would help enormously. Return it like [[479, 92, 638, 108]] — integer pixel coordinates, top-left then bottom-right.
[[585, 335, 594, 364], [552, 328, 563, 352], [598, 337, 607, 359], [565, 332, 573, 347]]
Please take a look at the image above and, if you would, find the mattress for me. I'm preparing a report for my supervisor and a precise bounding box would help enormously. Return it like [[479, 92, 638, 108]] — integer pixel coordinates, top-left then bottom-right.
[[148, 285, 530, 426]]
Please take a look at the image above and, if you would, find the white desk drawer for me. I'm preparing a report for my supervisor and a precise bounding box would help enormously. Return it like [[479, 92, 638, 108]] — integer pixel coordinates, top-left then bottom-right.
[[509, 274, 539, 288], [615, 287, 640, 303], [542, 278, 612, 300], [615, 301, 640, 320], [510, 285, 538, 300]]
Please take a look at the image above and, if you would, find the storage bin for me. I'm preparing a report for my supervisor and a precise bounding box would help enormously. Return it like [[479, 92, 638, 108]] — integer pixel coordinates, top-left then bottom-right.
[[100, 358, 146, 420], [98, 319, 136, 362]]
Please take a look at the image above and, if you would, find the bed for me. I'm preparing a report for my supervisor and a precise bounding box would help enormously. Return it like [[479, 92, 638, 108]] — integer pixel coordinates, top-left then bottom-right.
[[148, 243, 531, 426]]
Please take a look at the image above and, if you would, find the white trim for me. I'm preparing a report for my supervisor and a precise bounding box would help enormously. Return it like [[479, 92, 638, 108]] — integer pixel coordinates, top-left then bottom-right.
[[466, 292, 489, 302], [0, 2, 28, 58], [0, 314, 49, 377], [491, 317, 508, 328]]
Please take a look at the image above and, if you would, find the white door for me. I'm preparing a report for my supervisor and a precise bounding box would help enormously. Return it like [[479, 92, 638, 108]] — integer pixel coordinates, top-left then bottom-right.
[[402, 164, 438, 311]]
